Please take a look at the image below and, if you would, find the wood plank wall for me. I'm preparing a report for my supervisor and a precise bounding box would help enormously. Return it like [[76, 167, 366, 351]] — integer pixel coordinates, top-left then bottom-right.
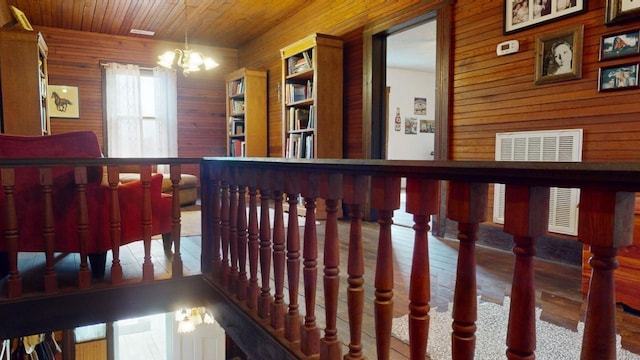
[[236, 0, 444, 159], [40, 27, 239, 176], [452, 0, 640, 162]]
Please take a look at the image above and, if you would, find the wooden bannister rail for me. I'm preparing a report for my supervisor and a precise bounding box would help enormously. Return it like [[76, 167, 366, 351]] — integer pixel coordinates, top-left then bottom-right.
[[0, 157, 200, 301], [201, 157, 640, 360]]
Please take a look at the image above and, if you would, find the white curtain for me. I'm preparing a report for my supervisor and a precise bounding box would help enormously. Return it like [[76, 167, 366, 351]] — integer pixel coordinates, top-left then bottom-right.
[[104, 63, 177, 171]]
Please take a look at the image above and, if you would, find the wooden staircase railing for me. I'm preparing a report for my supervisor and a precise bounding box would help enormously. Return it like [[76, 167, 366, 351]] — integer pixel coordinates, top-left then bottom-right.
[[201, 157, 639, 360]]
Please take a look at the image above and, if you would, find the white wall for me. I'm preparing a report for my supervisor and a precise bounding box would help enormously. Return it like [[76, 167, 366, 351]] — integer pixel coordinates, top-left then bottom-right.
[[386, 67, 435, 160]]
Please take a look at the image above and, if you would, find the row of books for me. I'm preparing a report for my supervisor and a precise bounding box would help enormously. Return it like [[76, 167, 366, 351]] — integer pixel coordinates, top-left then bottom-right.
[[228, 117, 245, 135], [285, 81, 313, 104], [287, 50, 313, 75], [228, 78, 245, 96], [285, 133, 314, 159], [288, 105, 314, 131], [229, 99, 245, 114], [230, 139, 246, 157]]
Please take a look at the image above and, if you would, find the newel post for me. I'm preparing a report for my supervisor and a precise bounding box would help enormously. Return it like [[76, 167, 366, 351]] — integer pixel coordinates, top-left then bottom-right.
[[446, 181, 488, 360], [503, 185, 550, 360], [578, 188, 634, 360]]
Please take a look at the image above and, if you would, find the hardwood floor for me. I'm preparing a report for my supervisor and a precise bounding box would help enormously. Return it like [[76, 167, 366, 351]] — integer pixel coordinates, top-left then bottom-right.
[[4, 205, 640, 359]]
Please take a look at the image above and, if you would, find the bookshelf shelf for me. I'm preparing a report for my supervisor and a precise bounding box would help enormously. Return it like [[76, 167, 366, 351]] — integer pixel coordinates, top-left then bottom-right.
[[225, 68, 267, 157]]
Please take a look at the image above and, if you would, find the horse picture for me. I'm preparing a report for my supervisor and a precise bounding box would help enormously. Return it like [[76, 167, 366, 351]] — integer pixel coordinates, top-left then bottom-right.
[[51, 92, 72, 112], [48, 85, 79, 118]]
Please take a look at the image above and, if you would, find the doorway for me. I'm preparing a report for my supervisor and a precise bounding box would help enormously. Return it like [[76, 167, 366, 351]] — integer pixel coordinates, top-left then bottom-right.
[[386, 20, 437, 161]]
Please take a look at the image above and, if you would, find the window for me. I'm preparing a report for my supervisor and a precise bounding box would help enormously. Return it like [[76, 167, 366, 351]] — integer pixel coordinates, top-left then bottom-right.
[[104, 63, 177, 168]]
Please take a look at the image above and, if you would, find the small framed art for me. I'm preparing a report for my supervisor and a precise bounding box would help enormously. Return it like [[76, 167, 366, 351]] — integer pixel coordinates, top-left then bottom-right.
[[504, 0, 586, 34], [598, 63, 639, 91], [48, 85, 80, 118], [605, 0, 640, 25], [534, 26, 584, 85], [600, 30, 640, 60]]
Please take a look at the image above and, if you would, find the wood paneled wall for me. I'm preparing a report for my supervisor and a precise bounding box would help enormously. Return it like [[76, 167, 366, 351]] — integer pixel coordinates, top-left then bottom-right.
[[452, 0, 640, 162], [236, 0, 444, 159], [40, 27, 239, 176]]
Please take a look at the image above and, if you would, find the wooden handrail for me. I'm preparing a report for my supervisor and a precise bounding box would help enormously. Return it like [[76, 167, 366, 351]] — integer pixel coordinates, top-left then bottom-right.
[[201, 157, 638, 360]]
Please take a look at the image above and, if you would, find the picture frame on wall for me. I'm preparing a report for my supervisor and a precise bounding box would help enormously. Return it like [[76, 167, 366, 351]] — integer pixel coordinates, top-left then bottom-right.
[[48, 85, 80, 118], [605, 0, 640, 25], [598, 63, 639, 91], [504, 0, 586, 34], [600, 30, 640, 60], [534, 26, 584, 85]]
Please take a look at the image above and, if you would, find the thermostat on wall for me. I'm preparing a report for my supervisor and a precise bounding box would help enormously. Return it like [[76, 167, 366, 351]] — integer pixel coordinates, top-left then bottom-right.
[[496, 40, 519, 56]]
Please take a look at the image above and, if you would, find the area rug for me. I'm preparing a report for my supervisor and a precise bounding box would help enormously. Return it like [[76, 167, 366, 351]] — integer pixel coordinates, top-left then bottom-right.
[[391, 297, 640, 359]]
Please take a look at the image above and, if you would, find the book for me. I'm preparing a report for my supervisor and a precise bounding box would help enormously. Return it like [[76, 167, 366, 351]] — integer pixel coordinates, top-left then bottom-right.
[[229, 118, 245, 135]]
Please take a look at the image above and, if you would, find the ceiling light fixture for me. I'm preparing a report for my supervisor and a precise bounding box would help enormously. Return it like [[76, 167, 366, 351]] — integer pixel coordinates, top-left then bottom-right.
[[175, 307, 215, 334], [157, 1, 218, 77]]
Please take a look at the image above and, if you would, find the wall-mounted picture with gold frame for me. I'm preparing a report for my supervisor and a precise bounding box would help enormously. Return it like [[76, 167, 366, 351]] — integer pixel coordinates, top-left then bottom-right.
[[534, 26, 584, 85], [10, 6, 33, 31]]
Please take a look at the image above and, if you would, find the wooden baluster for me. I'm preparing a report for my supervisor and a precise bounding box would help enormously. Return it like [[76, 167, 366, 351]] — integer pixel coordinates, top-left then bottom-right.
[[2, 168, 21, 298], [140, 165, 154, 281], [319, 173, 344, 360], [271, 172, 286, 333], [343, 175, 368, 360], [284, 172, 301, 345], [370, 176, 400, 360], [405, 178, 439, 360], [220, 181, 231, 288], [503, 185, 549, 360], [237, 180, 249, 302], [75, 166, 91, 288], [170, 165, 183, 277], [228, 181, 239, 294], [300, 173, 320, 356], [107, 166, 123, 284], [247, 168, 260, 311], [578, 189, 634, 360], [200, 164, 213, 274], [209, 173, 222, 276], [447, 181, 487, 360], [258, 169, 273, 320], [40, 168, 58, 293]]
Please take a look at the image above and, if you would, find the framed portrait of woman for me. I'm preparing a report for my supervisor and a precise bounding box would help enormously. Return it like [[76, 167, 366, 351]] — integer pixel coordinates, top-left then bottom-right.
[[534, 26, 584, 85], [605, 0, 640, 25]]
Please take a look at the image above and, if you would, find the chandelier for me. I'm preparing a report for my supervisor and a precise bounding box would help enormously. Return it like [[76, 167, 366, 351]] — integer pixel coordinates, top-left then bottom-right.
[[175, 307, 215, 334], [157, 1, 218, 77]]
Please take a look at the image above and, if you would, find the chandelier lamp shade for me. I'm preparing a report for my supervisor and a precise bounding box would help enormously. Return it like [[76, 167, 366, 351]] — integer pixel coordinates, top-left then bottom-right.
[[157, 1, 218, 76]]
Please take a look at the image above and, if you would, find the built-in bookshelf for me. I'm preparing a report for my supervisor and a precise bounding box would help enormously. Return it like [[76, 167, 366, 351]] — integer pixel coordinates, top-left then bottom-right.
[[225, 68, 267, 157], [281, 33, 343, 160]]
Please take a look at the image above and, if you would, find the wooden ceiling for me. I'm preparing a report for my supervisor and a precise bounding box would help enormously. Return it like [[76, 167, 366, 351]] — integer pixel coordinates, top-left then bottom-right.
[[5, 0, 310, 48]]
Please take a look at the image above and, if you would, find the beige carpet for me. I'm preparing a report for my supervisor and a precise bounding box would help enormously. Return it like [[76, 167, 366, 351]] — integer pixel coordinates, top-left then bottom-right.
[[391, 297, 640, 359]]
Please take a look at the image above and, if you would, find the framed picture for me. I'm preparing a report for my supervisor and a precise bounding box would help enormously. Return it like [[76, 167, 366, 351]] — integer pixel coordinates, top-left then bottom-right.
[[598, 63, 639, 91], [10, 6, 33, 31], [534, 26, 584, 85], [48, 85, 80, 118], [414, 97, 426, 115], [605, 0, 640, 25], [504, 0, 586, 34], [600, 30, 640, 60]]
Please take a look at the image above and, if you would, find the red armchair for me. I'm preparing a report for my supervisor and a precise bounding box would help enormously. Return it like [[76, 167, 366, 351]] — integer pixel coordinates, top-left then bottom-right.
[[0, 131, 172, 278]]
